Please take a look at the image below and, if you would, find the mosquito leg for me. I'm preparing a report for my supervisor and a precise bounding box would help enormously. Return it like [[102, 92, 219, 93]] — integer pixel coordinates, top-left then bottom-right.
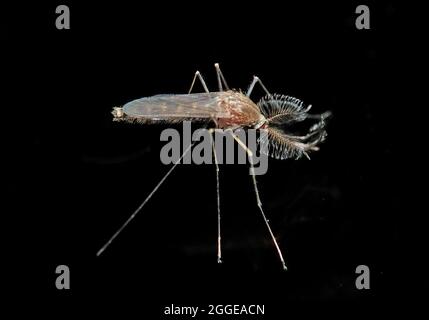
[[188, 70, 210, 94], [96, 142, 195, 257], [189, 67, 222, 262], [246, 75, 272, 97], [214, 63, 230, 92], [230, 131, 288, 271], [208, 128, 222, 263]]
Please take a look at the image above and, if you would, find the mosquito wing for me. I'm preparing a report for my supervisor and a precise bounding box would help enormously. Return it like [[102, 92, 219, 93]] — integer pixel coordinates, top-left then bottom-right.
[[114, 92, 231, 123]]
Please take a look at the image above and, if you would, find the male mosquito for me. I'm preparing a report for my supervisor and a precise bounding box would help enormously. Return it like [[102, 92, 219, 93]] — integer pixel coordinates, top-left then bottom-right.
[[97, 63, 331, 270]]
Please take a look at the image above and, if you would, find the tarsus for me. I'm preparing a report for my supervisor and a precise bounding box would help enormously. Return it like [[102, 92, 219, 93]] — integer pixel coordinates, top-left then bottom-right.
[[96, 142, 194, 257]]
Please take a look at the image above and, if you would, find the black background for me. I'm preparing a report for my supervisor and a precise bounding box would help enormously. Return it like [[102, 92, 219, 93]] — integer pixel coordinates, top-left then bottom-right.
[[5, 0, 416, 317]]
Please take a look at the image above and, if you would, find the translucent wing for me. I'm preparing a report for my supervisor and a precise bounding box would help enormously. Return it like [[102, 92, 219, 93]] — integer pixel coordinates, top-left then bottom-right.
[[113, 92, 230, 123]]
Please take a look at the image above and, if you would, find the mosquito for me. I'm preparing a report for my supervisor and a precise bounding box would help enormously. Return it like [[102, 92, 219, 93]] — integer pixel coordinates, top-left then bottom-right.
[[97, 63, 331, 270]]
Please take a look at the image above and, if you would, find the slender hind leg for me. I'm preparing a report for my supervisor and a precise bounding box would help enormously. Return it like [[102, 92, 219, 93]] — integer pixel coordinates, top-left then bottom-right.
[[214, 63, 230, 91], [96, 143, 195, 256], [230, 131, 288, 270], [188, 70, 210, 94], [246, 75, 272, 97], [207, 66, 224, 263], [189, 69, 223, 263], [209, 129, 222, 263]]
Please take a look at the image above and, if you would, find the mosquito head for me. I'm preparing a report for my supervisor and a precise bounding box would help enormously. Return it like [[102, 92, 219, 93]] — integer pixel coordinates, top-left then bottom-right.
[[256, 94, 331, 160]]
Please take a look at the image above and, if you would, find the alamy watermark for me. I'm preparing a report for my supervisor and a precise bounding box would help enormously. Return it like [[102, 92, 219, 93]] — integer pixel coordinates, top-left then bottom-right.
[[355, 5, 370, 30], [55, 5, 70, 30], [160, 121, 269, 175]]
